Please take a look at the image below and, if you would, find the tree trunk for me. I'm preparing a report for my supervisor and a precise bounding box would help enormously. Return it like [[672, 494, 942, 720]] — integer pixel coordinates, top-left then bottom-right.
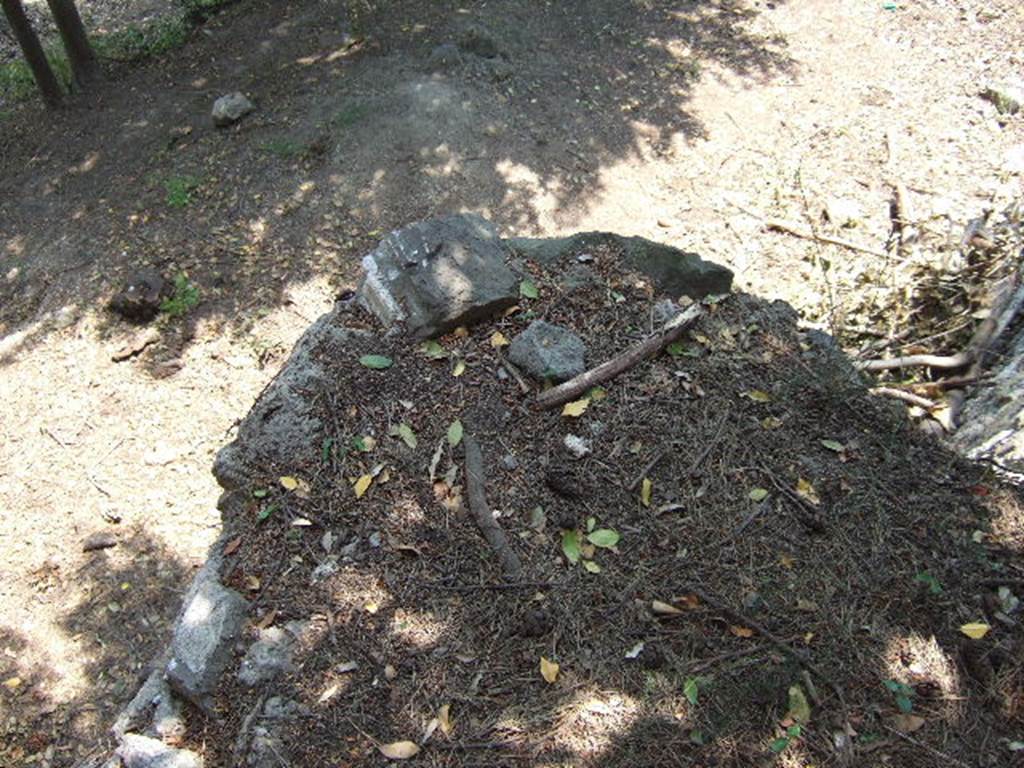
[[0, 0, 62, 107], [45, 0, 96, 88]]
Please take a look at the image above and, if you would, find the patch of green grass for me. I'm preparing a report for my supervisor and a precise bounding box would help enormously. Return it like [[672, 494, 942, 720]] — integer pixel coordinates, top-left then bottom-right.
[[160, 273, 200, 318], [331, 103, 368, 130], [0, 46, 71, 103], [94, 17, 191, 62], [260, 138, 306, 158], [163, 175, 201, 207]]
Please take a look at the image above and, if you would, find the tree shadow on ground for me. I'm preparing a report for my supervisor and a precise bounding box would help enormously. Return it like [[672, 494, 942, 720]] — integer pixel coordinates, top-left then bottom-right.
[[0, 528, 192, 767], [0, 0, 792, 369]]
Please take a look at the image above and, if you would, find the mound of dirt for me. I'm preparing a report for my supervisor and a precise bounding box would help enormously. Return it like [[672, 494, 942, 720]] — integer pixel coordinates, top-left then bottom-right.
[[118, 227, 1024, 767]]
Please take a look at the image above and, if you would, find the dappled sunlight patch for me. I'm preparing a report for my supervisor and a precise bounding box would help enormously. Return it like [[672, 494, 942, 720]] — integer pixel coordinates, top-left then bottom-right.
[[551, 688, 641, 758], [389, 608, 447, 648], [884, 632, 964, 724]]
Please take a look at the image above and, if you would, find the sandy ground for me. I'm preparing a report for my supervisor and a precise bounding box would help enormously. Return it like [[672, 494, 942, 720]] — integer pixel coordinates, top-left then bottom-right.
[[0, 0, 1021, 763]]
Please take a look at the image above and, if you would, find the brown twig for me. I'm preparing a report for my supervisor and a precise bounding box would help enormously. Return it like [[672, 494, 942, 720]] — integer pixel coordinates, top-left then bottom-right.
[[730, 199, 888, 258], [760, 465, 826, 533], [882, 726, 973, 768], [683, 584, 848, 712], [869, 386, 938, 410], [859, 352, 972, 372], [495, 348, 531, 394], [536, 304, 705, 409], [627, 450, 667, 492], [428, 580, 557, 592], [464, 433, 522, 580]]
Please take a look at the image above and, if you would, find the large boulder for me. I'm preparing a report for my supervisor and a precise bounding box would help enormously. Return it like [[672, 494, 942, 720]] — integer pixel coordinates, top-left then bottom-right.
[[506, 232, 732, 300], [357, 213, 519, 338]]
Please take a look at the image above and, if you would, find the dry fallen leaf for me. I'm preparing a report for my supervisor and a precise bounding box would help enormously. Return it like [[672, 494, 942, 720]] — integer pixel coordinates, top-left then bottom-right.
[[378, 741, 420, 760], [540, 656, 560, 683], [354, 474, 373, 498], [730, 625, 755, 638], [438, 703, 454, 736], [490, 331, 510, 348], [452, 359, 467, 377], [779, 553, 795, 568], [960, 622, 991, 639], [562, 398, 590, 417], [745, 389, 772, 402], [3, 676, 22, 691], [641, 477, 653, 507], [890, 713, 926, 733], [651, 600, 683, 616], [796, 477, 820, 505], [279, 475, 299, 491], [223, 536, 242, 556]]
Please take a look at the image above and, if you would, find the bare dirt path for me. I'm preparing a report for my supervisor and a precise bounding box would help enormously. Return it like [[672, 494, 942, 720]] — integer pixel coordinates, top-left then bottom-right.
[[0, 0, 1021, 764]]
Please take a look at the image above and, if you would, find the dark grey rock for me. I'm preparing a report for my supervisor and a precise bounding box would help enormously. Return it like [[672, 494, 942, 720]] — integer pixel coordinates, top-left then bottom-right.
[[426, 43, 463, 72], [357, 214, 519, 339], [506, 233, 732, 300], [108, 268, 167, 323], [166, 552, 248, 711], [212, 92, 255, 127], [213, 310, 369, 489], [458, 25, 499, 59], [238, 622, 306, 686], [509, 320, 586, 382], [117, 734, 203, 768]]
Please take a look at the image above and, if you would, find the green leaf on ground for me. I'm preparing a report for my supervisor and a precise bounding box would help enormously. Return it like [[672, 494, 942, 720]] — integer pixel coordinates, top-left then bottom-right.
[[520, 279, 539, 299], [587, 529, 620, 548], [359, 354, 393, 370], [422, 340, 448, 359], [684, 677, 699, 705], [561, 530, 581, 565], [447, 419, 464, 447], [396, 423, 417, 449]]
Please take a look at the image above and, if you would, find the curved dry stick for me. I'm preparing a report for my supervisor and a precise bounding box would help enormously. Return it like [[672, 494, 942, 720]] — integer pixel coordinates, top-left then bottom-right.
[[869, 386, 938, 410], [464, 433, 522, 581], [536, 304, 704, 410], [858, 352, 972, 373]]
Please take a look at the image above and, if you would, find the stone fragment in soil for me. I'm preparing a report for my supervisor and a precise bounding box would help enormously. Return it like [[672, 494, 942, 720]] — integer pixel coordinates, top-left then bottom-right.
[[212, 92, 255, 127], [238, 621, 306, 686], [357, 213, 518, 338], [82, 531, 118, 552], [981, 81, 1024, 115], [117, 733, 203, 768], [509, 320, 586, 382], [108, 268, 167, 323]]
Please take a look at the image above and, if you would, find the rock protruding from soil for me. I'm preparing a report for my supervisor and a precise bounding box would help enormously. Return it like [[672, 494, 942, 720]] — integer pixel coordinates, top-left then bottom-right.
[[213, 311, 370, 489], [108, 268, 167, 323], [508, 232, 733, 300], [357, 213, 519, 338], [509, 320, 586, 382], [165, 553, 248, 711], [953, 320, 1024, 473], [117, 734, 203, 768], [212, 92, 255, 127]]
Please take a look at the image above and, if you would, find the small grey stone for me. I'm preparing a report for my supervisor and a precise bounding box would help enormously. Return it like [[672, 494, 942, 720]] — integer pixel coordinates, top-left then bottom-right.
[[357, 214, 518, 338], [501, 454, 519, 470], [117, 734, 203, 768], [238, 625, 299, 686], [83, 531, 118, 552], [212, 92, 255, 127], [426, 43, 462, 72], [742, 591, 766, 613], [368, 531, 382, 548], [311, 556, 339, 582], [508, 320, 586, 383], [457, 25, 499, 58], [563, 434, 592, 459], [166, 559, 248, 710], [651, 299, 680, 326]]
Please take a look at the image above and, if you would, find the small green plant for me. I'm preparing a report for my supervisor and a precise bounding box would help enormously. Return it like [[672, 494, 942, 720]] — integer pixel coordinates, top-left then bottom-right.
[[94, 17, 191, 62], [883, 679, 915, 713], [331, 103, 368, 130], [260, 138, 306, 158], [160, 274, 200, 318], [0, 46, 71, 103], [914, 571, 943, 595], [769, 724, 802, 754], [163, 175, 201, 207]]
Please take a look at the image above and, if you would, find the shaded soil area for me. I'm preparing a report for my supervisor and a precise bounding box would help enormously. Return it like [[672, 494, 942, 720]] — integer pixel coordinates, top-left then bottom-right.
[[0, 0, 1022, 765], [206, 250, 1024, 766]]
